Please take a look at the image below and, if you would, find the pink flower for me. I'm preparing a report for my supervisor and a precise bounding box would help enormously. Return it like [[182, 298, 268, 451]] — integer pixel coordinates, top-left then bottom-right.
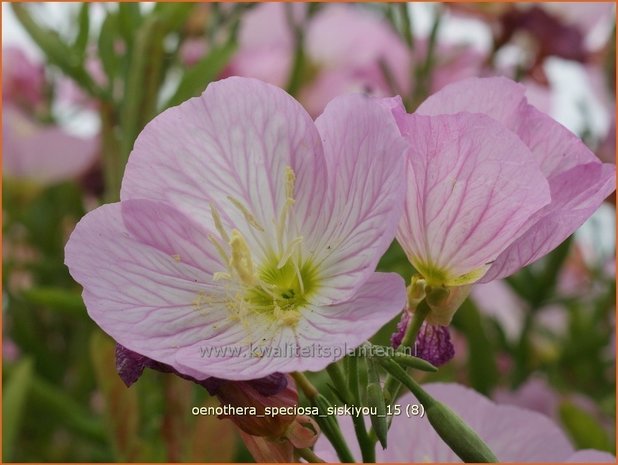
[[314, 382, 615, 462], [65, 77, 407, 380], [391, 77, 615, 323], [2, 47, 45, 109], [230, 4, 483, 116], [3, 47, 99, 186], [3, 105, 99, 185]]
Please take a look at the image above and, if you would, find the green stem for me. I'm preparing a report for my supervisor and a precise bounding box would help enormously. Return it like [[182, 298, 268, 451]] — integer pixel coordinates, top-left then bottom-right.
[[291, 371, 318, 401], [347, 355, 360, 404], [327, 363, 375, 462], [12, 4, 110, 102], [284, 3, 306, 95], [410, 7, 442, 109], [398, 3, 414, 50], [401, 299, 431, 349], [371, 300, 431, 446], [100, 102, 122, 202], [296, 447, 325, 463], [292, 372, 355, 463], [120, 15, 162, 166]]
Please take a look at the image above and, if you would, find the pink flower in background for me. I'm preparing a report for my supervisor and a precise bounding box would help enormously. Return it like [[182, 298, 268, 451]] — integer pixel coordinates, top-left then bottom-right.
[[3, 46, 99, 186], [65, 77, 407, 380], [390, 77, 615, 324], [3, 105, 99, 186], [179, 38, 209, 67], [3, 46, 45, 109], [229, 4, 483, 116], [493, 376, 606, 427], [314, 383, 615, 463]]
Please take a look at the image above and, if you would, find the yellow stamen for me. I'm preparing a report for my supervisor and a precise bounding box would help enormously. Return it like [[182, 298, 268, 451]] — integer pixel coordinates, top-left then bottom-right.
[[229, 229, 256, 286], [285, 165, 296, 200], [213, 271, 232, 281], [228, 196, 264, 232], [210, 203, 229, 243], [277, 236, 303, 269], [208, 234, 229, 264]]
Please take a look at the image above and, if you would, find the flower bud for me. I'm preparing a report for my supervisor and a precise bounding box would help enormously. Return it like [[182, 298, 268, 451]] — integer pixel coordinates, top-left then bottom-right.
[[215, 375, 297, 438]]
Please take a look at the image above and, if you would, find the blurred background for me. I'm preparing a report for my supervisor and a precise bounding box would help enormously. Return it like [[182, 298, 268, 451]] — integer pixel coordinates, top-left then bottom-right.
[[2, 2, 616, 462]]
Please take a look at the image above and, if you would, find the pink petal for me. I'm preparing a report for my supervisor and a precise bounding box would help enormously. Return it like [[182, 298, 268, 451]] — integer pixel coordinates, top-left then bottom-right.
[[3, 47, 45, 107], [417, 77, 601, 178], [298, 272, 407, 368], [174, 272, 406, 379], [565, 450, 616, 463], [415, 76, 615, 281], [3, 105, 98, 185], [309, 94, 408, 303], [65, 201, 230, 380], [416, 76, 528, 128], [121, 77, 329, 263], [396, 113, 550, 285], [226, 46, 292, 89], [385, 383, 575, 462], [512, 104, 601, 178], [482, 161, 616, 281], [314, 382, 580, 462], [305, 5, 411, 93]]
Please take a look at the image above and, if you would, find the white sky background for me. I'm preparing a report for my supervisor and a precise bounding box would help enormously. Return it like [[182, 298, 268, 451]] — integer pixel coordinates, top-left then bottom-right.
[[2, 2, 616, 260]]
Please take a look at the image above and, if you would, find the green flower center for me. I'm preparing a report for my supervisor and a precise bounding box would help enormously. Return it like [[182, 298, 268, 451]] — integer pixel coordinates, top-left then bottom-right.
[[246, 256, 319, 325]]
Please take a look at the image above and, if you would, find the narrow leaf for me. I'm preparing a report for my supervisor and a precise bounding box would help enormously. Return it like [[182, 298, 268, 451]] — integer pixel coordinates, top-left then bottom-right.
[[2, 358, 34, 461]]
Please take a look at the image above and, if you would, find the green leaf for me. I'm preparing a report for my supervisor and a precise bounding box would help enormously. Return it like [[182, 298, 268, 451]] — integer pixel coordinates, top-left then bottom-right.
[[163, 40, 237, 109], [559, 401, 614, 453], [74, 3, 91, 57], [117, 2, 142, 48], [453, 300, 498, 395], [11, 4, 108, 100], [97, 12, 121, 85], [16, 368, 106, 443], [21, 287, 86, 316], [366, 359, 388, 449], [390, 353, 438, 372], [2, 358, 34, 461], [154, 3, 196, 33]]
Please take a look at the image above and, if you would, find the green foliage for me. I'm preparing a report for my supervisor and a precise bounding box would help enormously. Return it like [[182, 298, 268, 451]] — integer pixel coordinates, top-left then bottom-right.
[[559, 401, 615, 453], [3, 359, 34, 461]]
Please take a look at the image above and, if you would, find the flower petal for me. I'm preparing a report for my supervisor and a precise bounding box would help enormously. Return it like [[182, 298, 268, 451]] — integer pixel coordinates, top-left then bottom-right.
[[482, 161, 616, 281], [4, 105, 98, 185], [395, 113, 551, 285], [385, 383, 575, 462], [308, 94, 408, 303], [174, 272, 406, 379], [417, 77, 602, 178], [121, 77, 328, 263], [314, 382, 579, 462], [416, 77, 616, 281], [298, 272, 407, 370], [416, 76, 527, 127], [65, 201, 232, 380], [566, 450, 616, 463]]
